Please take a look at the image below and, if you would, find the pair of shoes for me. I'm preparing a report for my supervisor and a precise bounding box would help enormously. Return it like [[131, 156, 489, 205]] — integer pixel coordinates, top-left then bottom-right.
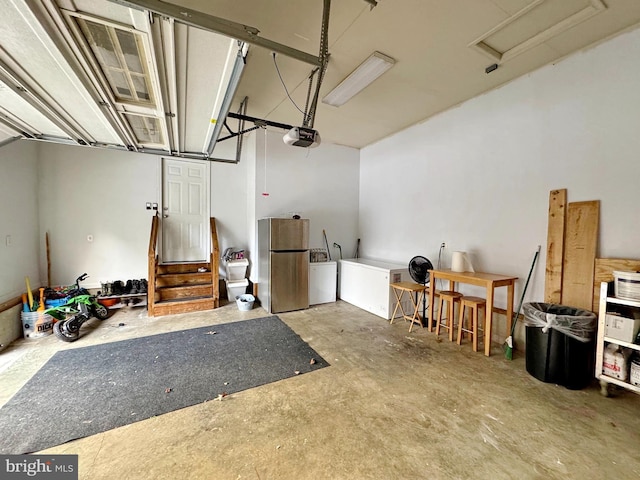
[[122, 279, 145, 294], [133, 280, 140, 294], [111, 280, 125, 295], [110, 279, 148, 295]]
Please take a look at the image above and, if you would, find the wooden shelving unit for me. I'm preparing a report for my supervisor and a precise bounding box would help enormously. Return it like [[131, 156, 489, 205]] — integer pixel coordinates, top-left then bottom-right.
[[595, 282, 640, 396], [98, 293, 147, 310]]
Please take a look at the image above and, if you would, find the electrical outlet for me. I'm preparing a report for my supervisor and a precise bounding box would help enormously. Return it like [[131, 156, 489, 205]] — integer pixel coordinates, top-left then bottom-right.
[[146, 202, 152, 210], [441, 242, 447, 249]]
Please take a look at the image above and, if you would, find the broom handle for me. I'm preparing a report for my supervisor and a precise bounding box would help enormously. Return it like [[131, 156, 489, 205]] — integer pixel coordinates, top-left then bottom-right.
[[510, 245, 541, 335], [323, 230, 331, 261]]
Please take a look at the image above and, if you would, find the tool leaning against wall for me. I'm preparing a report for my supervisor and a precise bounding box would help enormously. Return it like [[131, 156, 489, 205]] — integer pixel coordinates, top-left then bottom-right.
[[503, 246, 541, 360]]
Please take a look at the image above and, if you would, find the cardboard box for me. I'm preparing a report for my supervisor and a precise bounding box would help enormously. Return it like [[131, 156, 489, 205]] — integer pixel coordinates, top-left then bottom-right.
[[605, 314, 640, 343], [602, 344, 631, 381], [630, 359, 640, 387]]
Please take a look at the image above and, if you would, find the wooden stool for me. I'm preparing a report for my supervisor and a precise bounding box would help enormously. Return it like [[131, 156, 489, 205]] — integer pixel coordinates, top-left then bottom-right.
[[457, 296, 486, 352], [435, 290, 462, 341], [390, 282, 427, 332]]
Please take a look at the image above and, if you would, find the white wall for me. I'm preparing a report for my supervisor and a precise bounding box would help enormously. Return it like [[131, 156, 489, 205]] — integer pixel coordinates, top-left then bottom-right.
[[31, 128, 358, 291], [0, 139, 40, 348], [38, 144, 161, 288], [0, 140, 40, 303], [360, 27, 640, 340], [211, 132, 256, 276], [210, 127, 362, 284], [12, 24, 637, 347], [251, 129, 360, 280]]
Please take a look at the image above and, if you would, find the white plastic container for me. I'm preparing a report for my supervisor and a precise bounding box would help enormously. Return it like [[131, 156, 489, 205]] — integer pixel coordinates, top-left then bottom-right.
[[226, 278, 249, 301], [613, 271, 640, 301], [236, 294, 255, 311], [21, 311, 54, 339], [226, 259, 249, 281]]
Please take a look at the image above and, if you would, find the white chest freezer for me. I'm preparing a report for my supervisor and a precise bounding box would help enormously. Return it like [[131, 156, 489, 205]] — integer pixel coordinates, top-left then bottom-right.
[[338, 258, 412, 319]]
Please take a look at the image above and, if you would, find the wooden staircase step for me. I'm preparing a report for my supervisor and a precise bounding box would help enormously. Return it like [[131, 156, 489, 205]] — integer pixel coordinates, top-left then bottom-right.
[[156, 272, 212, 287], [157, 263, 210, 274], [152, 297, 215, 316], [157, 284, 213, 301], [148, 218, 221, 317]]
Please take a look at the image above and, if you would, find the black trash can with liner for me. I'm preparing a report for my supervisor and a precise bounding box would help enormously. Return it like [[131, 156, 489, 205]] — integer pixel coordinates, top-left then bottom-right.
[[523, 302, 597, 390]]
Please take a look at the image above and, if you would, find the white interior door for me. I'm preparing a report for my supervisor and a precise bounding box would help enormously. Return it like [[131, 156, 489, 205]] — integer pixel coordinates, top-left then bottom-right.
[[161, 158, 210, 263]]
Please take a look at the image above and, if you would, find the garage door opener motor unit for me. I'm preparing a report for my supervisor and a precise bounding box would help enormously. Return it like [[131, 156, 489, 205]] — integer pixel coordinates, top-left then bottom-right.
[[283, 127, 321, 148]]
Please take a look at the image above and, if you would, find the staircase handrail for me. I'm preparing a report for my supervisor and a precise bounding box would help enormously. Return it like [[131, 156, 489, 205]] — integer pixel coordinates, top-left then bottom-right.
[[147, 213, 160, 315], [210, 218, 220, 308]]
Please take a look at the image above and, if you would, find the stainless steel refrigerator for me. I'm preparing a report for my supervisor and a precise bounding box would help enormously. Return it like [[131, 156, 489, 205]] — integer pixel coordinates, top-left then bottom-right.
[[258, 218, 309, 313]]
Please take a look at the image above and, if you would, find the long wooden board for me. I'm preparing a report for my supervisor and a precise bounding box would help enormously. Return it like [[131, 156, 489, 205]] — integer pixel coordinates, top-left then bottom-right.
[[46, 232, 51, 287], [593, 258, 640, 313], [561, 201, 599, 310], [544, 189, 566, 303]]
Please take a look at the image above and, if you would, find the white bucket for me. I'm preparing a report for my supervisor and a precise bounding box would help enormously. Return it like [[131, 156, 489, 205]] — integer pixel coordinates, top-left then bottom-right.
[[613, 271, 640, 301], [21, 311, 54, 339], [236, 294, 255, 311]]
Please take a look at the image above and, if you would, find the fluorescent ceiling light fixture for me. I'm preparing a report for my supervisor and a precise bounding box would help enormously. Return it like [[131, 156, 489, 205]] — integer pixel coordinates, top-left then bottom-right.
[[322, 51, 395, 107]]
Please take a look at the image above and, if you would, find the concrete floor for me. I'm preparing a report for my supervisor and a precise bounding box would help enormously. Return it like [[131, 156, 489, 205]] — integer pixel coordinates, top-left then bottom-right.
[[1, 300, 640, 479]]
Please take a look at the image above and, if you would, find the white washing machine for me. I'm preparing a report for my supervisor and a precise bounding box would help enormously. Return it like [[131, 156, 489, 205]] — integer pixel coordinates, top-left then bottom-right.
[[309, 261, 337, 305]]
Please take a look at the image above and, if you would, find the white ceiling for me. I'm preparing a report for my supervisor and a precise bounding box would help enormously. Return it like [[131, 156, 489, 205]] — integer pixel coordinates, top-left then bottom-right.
[[210, 0, 640, 148], [1, 0, 640, 154]]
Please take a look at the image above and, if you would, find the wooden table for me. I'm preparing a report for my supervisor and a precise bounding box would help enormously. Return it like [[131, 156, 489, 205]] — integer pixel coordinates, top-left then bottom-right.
[[389, 282, 427, 332], [427, 270, 518, 356]]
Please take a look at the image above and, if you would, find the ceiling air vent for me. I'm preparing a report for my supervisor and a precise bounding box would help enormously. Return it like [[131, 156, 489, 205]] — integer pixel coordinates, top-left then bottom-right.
[[469, 0, 606, 65]]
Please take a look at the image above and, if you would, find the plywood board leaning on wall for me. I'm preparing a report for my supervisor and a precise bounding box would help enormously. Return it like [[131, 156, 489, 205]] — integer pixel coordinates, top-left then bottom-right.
[[561, 201, 599, 310], [593, 258, 640, 313], [544, 189, 567, 303]]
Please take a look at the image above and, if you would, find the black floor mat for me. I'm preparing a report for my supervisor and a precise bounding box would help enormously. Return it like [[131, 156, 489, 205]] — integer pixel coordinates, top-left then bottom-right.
[[0, 316, 329, 454]]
